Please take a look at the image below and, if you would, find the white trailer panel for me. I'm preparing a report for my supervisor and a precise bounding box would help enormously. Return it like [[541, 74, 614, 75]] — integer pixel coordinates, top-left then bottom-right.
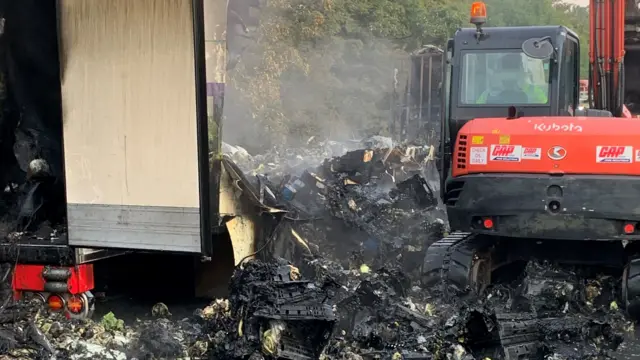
[[58, 0, 205, 252]]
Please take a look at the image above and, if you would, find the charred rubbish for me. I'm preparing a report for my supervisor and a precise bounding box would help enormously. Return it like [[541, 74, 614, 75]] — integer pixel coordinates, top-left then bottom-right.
[[0, 154, 634, 360], [244, 142, 446, 277], [220, 259, 337, 360], [0, 259, 337, 359], [221, 142, 635, 359], [0, 137, 632, 360], [278, 226, 632, 360]]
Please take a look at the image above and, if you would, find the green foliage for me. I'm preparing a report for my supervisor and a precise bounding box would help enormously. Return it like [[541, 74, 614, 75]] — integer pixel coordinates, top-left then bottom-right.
[[483, 0, 590, 77], [101, 312, 125, 332], [226, 0, 590, 151], [554, 3, 590, 77]]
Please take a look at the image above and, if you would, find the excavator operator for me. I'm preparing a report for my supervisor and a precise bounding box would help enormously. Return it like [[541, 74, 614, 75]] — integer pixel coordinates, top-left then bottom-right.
[[476, 53, 547, 104]]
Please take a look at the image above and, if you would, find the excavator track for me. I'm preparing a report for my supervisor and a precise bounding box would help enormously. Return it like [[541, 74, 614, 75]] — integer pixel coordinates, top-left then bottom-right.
[[623, 257, 640, 318], [425, 234, 640, 320], [423, 232, 493, 297]]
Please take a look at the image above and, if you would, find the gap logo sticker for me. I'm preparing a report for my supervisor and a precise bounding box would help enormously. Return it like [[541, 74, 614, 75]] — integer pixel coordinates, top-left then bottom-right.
[[490, 145, 522, 162], [596, 146, 633, 163], [521, 147, 541, 160]]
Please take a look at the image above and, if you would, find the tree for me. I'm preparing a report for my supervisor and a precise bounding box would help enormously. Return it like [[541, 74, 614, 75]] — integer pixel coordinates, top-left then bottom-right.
[[224, 0, 590, 151]]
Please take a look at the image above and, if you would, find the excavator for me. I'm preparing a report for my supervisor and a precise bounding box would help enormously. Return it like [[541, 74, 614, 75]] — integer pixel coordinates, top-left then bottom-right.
[[423, 0, 640, 318]]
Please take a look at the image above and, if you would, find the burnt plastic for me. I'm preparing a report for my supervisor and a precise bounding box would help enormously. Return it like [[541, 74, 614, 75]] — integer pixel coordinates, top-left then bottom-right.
[[496, 313, 540, 360], [255, 304, 335, 321], [277, 335, 315, 360]]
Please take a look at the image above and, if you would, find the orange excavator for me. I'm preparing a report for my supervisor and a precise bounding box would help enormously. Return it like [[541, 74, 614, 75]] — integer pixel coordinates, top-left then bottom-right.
[[424, 0, 640, 318]]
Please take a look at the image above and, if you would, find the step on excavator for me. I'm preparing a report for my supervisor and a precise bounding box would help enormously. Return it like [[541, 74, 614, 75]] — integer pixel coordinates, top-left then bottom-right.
[[423, 0, 640, 317]]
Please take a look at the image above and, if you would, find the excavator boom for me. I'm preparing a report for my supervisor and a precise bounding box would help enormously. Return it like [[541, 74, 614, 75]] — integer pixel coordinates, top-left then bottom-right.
[[591, 0, 640, 117]]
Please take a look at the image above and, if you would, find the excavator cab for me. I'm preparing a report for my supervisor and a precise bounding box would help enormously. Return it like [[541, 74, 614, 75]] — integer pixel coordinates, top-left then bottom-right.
[[438, 4, 583, 200]]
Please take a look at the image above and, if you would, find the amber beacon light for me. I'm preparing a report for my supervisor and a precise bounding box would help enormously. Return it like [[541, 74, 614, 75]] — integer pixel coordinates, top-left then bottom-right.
[[470, 2, 487, 25]]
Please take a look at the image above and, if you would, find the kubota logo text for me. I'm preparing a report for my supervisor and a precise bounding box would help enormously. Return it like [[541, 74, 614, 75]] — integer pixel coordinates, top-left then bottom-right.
[[596, 146, 633, 163], [533, 123, 583, 132], [490, 145, 522, 162]]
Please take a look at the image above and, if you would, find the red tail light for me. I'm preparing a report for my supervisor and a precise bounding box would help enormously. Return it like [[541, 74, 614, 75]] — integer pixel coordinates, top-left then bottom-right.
[[67, 295, 84, 314], [47, 295, 64, 311], [624, 223, 635, 234]]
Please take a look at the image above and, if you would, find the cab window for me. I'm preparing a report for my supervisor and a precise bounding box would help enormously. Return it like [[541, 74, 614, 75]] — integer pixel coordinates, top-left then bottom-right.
[[558, 39, 578, 114], [460, 51, 551, 105]]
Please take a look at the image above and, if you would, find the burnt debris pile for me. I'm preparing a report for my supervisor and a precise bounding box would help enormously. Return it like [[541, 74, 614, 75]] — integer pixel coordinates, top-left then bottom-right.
[[0, 259, 632, 359], [320, 260, 630, 360], [218, 259, 337, 359], [470, 261, 629, 359], [229, 143, 632, 359], [0, 299, 57, 358], [221, 141, 633, 359], [0, 259, 337, 359], [0, 142, 633, 359], [236, 139, 446, 276]]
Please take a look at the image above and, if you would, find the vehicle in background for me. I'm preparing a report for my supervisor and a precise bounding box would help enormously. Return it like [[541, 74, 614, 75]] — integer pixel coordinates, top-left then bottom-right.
[[391, 46, 444, 144], [579, 79, 589, 106]]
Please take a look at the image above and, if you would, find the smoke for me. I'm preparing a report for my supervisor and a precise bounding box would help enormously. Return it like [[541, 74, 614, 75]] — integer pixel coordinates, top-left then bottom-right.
[[223, 0, 407, 153]]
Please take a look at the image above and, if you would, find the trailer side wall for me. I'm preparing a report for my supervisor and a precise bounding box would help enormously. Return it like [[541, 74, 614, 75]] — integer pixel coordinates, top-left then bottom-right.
[[58, 0, 204, 252]]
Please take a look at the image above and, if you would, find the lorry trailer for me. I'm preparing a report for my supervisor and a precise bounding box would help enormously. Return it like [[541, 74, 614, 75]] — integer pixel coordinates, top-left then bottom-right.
[[0, 0, 266, 318]]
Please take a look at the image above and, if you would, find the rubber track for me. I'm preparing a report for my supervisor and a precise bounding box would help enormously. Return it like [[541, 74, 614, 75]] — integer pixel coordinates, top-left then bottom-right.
[[625, 258, 640, 319], [423, 232, 476, 297]]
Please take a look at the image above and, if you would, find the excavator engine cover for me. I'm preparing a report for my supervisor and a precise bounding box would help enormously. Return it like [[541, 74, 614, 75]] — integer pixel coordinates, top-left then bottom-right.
[[446, 116, 640, 241]]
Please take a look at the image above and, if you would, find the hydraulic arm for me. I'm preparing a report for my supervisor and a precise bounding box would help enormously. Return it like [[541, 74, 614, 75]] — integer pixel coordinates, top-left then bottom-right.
[[589, 0, 630, 117]]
